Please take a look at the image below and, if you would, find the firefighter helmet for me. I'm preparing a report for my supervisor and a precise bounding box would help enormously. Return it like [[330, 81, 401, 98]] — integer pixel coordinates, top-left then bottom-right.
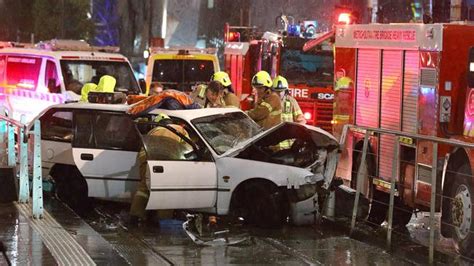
[[251, 71, 272, 88], [211, 71, 232, 87], [272, 75, 289, 91], [154, 113, 170, 123]]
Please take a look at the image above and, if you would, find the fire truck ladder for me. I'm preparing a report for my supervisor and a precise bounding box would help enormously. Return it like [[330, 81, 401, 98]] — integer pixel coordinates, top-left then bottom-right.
[[0, 108, 43, 218], [341, 124, 474, 263]]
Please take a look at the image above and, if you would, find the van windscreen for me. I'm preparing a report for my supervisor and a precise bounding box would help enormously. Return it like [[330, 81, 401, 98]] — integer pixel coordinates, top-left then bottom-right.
[[60, 60, 140, 95], [151, 59, 214, 84]]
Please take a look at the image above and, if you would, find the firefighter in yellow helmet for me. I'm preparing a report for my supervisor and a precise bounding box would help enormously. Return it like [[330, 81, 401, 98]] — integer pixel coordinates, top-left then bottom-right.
[[190, 71, 240, 108], [129, 113, 189, 225], [272, 75, 306, 125], [246, 70, 282, 130]]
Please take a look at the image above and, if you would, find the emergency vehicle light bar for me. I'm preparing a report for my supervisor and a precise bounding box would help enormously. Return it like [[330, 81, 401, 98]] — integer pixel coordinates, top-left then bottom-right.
[[35, 39, 120, 53], [149, 46, 217, 55]]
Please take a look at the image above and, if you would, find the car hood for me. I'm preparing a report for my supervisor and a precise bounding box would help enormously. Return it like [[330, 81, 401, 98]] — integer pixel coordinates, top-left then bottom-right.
[[220, 122, 338, 158]]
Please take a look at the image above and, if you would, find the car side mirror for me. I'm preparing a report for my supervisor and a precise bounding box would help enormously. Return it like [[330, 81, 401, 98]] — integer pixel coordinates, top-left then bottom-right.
[[138, 78, 147, 94], [48, 78, 60, 93]]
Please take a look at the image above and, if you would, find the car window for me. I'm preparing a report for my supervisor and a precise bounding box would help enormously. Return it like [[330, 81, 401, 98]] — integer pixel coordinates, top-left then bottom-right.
[[93, 113, 141, 151], [73, 111, 94, 148], [138, 117, 213, 162], [73, 111, 141, 151], [40, 110, 73, 142]]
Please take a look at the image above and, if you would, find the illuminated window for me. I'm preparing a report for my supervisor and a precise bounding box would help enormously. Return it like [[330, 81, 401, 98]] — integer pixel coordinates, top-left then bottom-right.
[[6, 56, 41, 90]]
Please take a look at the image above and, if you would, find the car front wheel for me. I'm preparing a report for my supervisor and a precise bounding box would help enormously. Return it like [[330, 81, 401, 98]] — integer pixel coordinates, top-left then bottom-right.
[[234, 182, 288, 228]]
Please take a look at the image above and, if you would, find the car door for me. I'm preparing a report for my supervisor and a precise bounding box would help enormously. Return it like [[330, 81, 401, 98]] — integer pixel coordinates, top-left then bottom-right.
[[143, 119, 217, 210], [72, 110, 141, 199]]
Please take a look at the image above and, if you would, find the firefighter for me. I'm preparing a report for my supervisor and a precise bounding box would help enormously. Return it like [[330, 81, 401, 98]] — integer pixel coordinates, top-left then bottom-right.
[[191, 80, 239, 108], [272, 75, 306, 125], [129, 113, 189, 225], [190, 72, 240, 108], [246, 71, 282, 130], [211, 71, 240, 108]]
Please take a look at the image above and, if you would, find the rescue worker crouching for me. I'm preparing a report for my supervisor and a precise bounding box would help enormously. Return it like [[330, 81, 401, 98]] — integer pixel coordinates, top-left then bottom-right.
[[246, 71, 282, 130], [272, 75, 306, 125], [129, 113, 190, 226]]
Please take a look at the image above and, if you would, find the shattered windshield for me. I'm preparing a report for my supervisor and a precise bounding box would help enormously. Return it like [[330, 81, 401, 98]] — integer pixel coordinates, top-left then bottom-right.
[[192, 112, 262, 155], [60, 60, 140, 94], [151, 59, 214, 86], [280, 49, 333, 87]]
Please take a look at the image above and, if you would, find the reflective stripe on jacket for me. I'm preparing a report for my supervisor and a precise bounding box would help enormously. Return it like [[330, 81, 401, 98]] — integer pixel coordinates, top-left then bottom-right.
[[247, 92, 281, 130]]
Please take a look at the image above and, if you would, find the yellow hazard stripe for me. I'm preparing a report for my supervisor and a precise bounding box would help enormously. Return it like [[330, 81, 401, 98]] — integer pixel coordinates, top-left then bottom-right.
[[260, 101, 273, 112], [270, 110, 282, 116]]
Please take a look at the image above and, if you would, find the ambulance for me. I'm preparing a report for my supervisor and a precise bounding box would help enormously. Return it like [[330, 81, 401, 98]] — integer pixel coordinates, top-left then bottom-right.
[[0, 39, 143, 122]]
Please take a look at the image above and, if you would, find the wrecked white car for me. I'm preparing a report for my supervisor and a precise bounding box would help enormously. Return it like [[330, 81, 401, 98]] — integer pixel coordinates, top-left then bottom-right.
[[37, 103, 338, 226]]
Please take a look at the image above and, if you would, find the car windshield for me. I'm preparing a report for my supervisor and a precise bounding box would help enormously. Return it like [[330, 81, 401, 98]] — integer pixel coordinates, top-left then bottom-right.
[[60, 60, 140, 94], [192, 112, 262, 155], [280, 49, 333, 87], [151, 59, 214, 89]]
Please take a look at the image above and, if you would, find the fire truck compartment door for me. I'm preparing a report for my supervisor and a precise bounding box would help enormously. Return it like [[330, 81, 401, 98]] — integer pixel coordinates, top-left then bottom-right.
[[379, 50, 403, 181], [146, 161, 217, 210], [355, 49, 381, 128]]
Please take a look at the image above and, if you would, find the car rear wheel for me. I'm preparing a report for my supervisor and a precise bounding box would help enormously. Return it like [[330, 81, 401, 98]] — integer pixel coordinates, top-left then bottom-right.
[[52, 165, 89, 214]]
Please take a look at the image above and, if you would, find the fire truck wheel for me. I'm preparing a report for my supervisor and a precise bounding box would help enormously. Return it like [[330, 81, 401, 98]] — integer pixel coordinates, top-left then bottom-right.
[[448, 164, 474, 258], [232, 182, 288, 228], [351, 149, 387, 225], [53, 165, 89, 214], [367, 190, 388, 226], [392, 199, 413, 227]]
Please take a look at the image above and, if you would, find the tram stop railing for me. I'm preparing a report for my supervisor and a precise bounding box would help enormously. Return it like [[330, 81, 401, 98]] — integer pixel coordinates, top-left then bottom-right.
[[340, 124, 474, 263], [0, 107, 43, 219]]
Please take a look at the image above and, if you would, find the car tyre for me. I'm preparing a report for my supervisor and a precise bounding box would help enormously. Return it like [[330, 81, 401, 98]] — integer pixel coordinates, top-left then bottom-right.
[[236, 182, 288, 228], [53, 165, 89, 214]]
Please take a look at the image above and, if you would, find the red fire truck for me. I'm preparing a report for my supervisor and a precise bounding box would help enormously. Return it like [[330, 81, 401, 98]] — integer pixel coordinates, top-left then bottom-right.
[[333, 22, 474, 257], [223, 23, 334, 132]]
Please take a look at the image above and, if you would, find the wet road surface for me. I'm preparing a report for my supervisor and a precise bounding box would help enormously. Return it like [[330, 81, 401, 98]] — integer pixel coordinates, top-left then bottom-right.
[[49, 197, 470, 265], [11, 195, 469, 265]]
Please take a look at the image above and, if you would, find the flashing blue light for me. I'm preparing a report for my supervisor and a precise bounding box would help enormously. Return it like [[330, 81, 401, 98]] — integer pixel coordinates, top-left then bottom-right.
[[287, 24, 300, 37]]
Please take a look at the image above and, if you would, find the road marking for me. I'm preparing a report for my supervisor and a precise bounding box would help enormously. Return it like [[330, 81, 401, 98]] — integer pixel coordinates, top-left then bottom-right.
[[16, 202, 96, 265]]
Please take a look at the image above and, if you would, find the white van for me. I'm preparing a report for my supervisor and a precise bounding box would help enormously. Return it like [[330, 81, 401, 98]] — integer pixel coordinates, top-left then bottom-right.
[[0, 40, 143, 122]]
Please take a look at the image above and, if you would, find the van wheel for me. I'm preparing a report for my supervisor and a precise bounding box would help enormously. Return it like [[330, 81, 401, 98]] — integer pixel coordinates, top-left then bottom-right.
[[447, 164, 474, 258], [52, 165, 89, 214]]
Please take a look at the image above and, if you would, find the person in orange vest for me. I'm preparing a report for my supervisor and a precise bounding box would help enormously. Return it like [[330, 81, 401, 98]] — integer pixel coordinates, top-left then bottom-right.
[[246, 71, 282, 130]]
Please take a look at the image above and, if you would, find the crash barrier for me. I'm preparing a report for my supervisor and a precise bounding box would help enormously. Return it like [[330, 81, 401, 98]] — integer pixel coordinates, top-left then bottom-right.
[[0, 108, 43, 218], [340, 124, 474, 263]]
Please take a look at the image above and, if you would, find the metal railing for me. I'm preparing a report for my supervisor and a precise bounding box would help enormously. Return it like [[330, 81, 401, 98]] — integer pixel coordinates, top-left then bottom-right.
[[340, 124, 474, 263], [0, 108, 43, 219]]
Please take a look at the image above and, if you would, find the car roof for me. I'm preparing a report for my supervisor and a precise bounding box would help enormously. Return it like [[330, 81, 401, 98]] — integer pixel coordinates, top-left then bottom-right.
[[44, 103, 242, 119], [0, 48, 127, 60], [48, 102, 130, 112], [149, 107, 243, 121]]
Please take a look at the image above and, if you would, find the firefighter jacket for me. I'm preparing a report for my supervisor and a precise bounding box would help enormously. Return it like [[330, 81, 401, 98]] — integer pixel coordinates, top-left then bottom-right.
[[281, 95, 304, 123], [190, 84, 240, 108], [247, 91, 282, 130]]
